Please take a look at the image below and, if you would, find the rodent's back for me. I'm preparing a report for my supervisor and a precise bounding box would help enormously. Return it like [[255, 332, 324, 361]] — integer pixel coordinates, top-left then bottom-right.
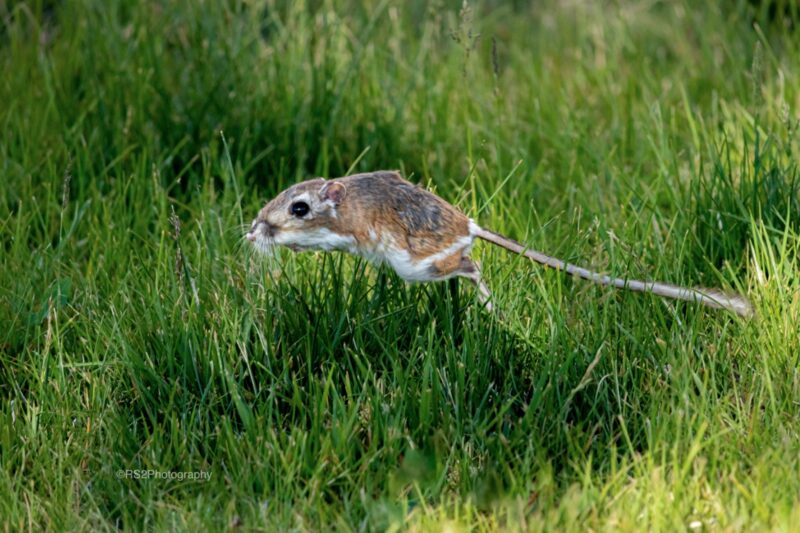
[[337, 171, 471, 257]]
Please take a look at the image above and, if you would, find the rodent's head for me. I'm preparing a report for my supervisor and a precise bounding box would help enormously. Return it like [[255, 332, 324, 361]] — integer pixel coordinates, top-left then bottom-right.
[[246, 178, 347, 253]]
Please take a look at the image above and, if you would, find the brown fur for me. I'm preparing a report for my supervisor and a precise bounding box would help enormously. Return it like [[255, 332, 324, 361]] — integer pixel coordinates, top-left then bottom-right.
[[336, 171, 470, 260], [259, 171, 470, 261]]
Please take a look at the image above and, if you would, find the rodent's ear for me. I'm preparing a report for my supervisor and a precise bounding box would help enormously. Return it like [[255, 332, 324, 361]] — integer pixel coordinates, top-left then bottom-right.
[[319, 181, 346, 205]]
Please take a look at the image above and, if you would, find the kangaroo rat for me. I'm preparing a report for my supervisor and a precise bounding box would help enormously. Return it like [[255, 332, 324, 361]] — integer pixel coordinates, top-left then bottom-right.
[[246, 170, 752, 317]]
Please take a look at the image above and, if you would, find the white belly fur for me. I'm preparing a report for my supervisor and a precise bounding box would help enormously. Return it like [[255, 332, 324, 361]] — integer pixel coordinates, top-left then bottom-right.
[[277, 221, 480, 282], [361, 231, 475, 282], [275, 227, 358, 252]]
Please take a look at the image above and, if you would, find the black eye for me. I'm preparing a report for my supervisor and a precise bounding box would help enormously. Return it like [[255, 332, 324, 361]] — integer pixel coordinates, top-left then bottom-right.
[[290, 201, 310, 217]]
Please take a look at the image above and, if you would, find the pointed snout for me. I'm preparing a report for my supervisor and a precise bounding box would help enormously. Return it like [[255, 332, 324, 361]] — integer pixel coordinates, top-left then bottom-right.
[[246, 219, 274, 242]]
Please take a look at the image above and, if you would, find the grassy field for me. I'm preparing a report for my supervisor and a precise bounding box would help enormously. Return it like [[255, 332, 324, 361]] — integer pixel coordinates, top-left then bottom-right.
[[2, 0, 800, 529]]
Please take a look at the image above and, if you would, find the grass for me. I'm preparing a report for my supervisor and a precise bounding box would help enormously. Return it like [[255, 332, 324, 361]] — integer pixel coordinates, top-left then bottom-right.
[[1, 0, 799, 530]]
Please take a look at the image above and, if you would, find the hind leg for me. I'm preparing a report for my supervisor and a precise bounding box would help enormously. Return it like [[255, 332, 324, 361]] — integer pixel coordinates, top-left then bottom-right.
[[455, 259, 493, 312], [430, 253, 494, 312]]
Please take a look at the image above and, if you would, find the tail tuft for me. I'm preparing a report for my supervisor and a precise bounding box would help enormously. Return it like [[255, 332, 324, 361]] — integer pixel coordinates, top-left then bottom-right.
[[693, 287, 754, 318]]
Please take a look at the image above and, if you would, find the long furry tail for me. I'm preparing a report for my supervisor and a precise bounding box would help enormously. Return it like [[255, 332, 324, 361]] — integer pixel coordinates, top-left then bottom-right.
[[474, 227, 753, 318]]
